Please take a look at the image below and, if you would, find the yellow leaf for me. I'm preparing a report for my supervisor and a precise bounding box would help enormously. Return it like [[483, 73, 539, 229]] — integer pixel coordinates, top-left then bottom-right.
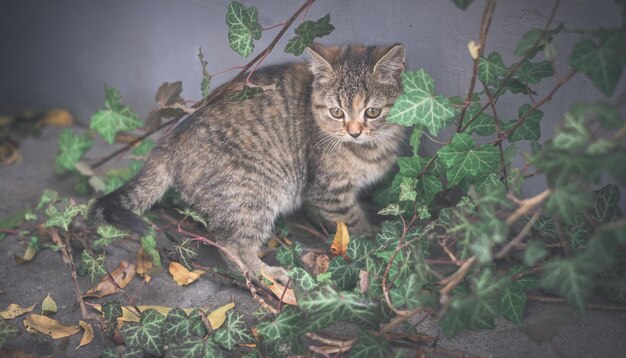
[[330, 221, 350, 257], [135, 248, 153, 276], [41, 294, 57, 315], [260, 269, 297, 306], [88, 302, 235, 329], [169, 261, 205, 286], [23, 314, 81, 339], [40, 108, 73, 127], [0, 303, 36, 319], [84, 261, 135, 298], [76, 320, 94, 349], [13, 245, 36, 264], [468, 40, 481, 60]]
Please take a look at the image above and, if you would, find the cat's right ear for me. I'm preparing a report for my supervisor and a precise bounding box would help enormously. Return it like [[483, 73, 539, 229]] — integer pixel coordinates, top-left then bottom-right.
[[305, 43, 334, 81]]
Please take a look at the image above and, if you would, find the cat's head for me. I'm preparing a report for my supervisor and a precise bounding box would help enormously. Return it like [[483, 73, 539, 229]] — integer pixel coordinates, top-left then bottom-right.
[[306, 43, 405, 146]]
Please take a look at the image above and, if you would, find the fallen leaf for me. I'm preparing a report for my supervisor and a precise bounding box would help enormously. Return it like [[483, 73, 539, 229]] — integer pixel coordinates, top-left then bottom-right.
[[41, 294, 57, 315], [0, 140, 22, 167], [206, 302, 236, 329], [76, 320, 94, 349], [40, 108, 73, 127], [260, 268, 297, 306], [330, 222, 349, 257], [0, 349, 42, 358], [23, 314, 81, 339], [83, 261, 135, 298], [169, 261, 205, 286], [315, 254, 330, 275], [13, 245, 36, 264], [468, 40, 481, 60], [135, 248, 153, 276], [0, 303, 36, 319]]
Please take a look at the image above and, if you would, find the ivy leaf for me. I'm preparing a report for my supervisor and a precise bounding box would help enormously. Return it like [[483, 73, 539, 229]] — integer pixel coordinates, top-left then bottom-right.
[[289, 267, 318, 291], [94, 225, 129, 248], [276, 241, 302, 269], [450, 0, 474, 10], [517, 60, 554, 84], [141, 235, 161, 268], [437, 133, 500, 187], [257, 306, 303, 341], [349, 330, 391, 357], [388, 70, 456, 135], [590, 184, 621, 224], [398, 176, 417, 202], [546, 183, 593, 224], [329, 256, 359, 290], [505, 104, 543, 142], [162, 308, 192, 341], [80, 250, 106, 283], [500, 286, 527, 324], [523, 241, 548, 267], [569, 30, 625, 96], [90, 85, 142, 144], [197, 47, 212, 97], [390, 273, 429, 310], [540, 259, 596, 313], [377, 204, 405, 216], [102, 302, 122, 331], [213, 311, 254, 350], [478, 52, 507, 85], [416, 175, 443, 204], [285, 15, 334, 56], [171, 239, 198, 271], [299, 286, 380, 331], [226, 1, 262, 58], [230, 85, 264, 101], [409, 126, 422, 155], [175, 207, 208, 228], [54, 129, 93, 173], [36, 188, 59, 210], [119, 309, 166, 356], [0, 319, 20, 349], [166, 337, 217, 358], [514, 24, 563, 58]]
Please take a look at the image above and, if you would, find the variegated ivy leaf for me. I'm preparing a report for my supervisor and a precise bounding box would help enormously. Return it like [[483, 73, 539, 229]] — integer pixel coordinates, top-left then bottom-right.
[[175, 207, 208, 228], [388, 69, 456, 135], [213, 311, 254, 350], [505, 104, 543, 142], [591, 184, 621, 224], [478, 52, 507, 85], [226, 1, 262, 58], [167, 337, 221, 358], [90, 85, 142, 144], [230, 85, 264, 101], [55, 129, 93, 173], [328, 256, 359, 290], [540, 258, 596, 313], [0, 320, 20, 348], [500, 286, 527, 324], [378, 204, 405, 216], [514, 24, 562, 59], [289, 267, 318, 291], [257, 306, 303, 341], [94, 225, 129, 248], [44, 204, 86, 232], [276, 241, 302, 268], [398, 176, 417, 202], [284, 15, 334, 56], [350, 330, 391, 358], [437, 133, 500, 187], [80, 250, 106, 283], [450, 95, 496, 136], [546, 183, 593, 224], [119, 309, 166, 356]]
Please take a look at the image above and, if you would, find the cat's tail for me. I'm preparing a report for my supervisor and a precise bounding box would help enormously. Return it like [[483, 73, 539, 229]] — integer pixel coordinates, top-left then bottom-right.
[[88, 159, 173, 235]]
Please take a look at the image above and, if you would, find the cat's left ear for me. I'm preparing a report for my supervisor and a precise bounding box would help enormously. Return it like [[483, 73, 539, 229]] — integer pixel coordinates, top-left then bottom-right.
[[373, 44, 405, 84]]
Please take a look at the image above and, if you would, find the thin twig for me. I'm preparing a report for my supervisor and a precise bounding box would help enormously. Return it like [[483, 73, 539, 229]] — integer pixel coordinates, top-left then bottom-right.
[[495, 210, 541, 259], [305, 332, 355, 347], [506, 189, 551, 226], [439, 256, 477, 296], [528, 295, 626, 312]]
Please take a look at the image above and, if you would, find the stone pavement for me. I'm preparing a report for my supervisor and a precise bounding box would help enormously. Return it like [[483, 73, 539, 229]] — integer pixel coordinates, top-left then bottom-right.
[[1, 126, 625, 357]]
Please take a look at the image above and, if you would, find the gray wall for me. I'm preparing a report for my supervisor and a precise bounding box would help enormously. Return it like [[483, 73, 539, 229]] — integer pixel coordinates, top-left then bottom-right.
[[0, 0, 623, 196]]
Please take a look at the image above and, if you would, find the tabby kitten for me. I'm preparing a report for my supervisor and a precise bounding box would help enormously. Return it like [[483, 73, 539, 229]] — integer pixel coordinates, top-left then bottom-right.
[[89, 43, 406, 282]]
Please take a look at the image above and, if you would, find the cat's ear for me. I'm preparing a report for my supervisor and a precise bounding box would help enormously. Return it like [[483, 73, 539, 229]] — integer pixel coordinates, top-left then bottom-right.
[[373, 44, 405, 84], [305, 42, 335, 80]]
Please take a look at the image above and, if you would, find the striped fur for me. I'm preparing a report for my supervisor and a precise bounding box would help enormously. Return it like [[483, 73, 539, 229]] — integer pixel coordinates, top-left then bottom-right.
[[89, 43, 406, 281]]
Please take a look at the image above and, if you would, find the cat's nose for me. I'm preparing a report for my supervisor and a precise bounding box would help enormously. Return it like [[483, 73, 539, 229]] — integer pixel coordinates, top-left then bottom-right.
[[349, 130, 362, 138]]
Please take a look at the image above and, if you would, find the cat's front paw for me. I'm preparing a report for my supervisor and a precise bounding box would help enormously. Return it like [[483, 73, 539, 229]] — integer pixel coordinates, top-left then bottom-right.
[[261, 264, 290, 286]]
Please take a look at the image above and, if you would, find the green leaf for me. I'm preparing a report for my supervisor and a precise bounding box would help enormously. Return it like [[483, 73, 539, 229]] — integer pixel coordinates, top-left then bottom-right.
[[546, 183, 593, 224], [80, 250, 106, 283], [226, 1, 262, 58], [289, 267, 318, 291], [276, 241, 302, 269], [36, 188, 59, 210], [591, 184, 621, 224], [54, 129, 93, 172], [523, 241, 547, 267], [398, 176, 417, 202], [349, 330, 391, 358], [284, 15, 334, 56], [409, 126, 422, 155], [517, 60, 554, 84], [103, 302, 123, 327], [505, 104, 542, 142], [450, 0, 474, 10], [540, 259, 596, 313], [131, 139, 155, 156], [257, 306, 303, 341], [397, 156, 428, 177], [377, 204, 405, 216], [299, 286, 380, 331], [390, 273, 427, 310], [569, 31, 625, 96], [416, 174, 443, 204], [213, 311, 254, 350], [437, 133, 500, 187], [0, 319, 20, 349], [513, 24, 565, 58], [90, 85, 142, 144], [329, 256, 359, 290], [141, 235, 161, 268], [478, 52, 507, 85], [175, 207, 208, 228], [388, 70, 456, 135], [172, 239, 198, 271], [230, 85, 264, 101], [500, 286, 527, 324], [197, 48, 212, 97], [0, 208, 31, 240], [44, 204, 84, 231], [162, 308, 192, 340], [119, 309, 166, 356], [94, 225, 129, 248]]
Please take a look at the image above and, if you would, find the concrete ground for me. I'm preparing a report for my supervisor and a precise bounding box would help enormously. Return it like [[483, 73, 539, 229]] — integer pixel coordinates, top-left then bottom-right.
[[1, 126, 626, 357]]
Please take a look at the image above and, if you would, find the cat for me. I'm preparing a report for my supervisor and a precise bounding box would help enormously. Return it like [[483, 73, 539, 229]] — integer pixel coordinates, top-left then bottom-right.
[[89, 43, 406, 283]]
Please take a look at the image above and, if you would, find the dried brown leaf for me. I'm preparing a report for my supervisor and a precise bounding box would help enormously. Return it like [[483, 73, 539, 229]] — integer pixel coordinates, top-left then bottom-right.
[[23, 314, 80, 339], [169, 261, 205, 286], [330, 221, 350, 257], [83, 261, 135, 298], [0, 303, 36, 319], [76, 320, 94, 349]]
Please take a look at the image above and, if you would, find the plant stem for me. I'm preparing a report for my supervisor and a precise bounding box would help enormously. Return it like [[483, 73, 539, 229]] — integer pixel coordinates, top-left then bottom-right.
[[506, 189, 550, 226], [527, 295, 626, 312], [439, 256, 476, 296], [495, 210, 541, 259]]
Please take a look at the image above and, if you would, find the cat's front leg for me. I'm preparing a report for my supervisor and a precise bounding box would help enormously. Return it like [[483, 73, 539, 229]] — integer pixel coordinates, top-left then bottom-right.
[[313, 192, 377, 235]]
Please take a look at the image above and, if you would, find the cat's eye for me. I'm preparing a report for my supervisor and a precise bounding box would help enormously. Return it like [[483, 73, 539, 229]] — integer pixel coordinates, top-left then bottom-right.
[[364, 107, 382, 119], [329, 107, 345, 119]]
